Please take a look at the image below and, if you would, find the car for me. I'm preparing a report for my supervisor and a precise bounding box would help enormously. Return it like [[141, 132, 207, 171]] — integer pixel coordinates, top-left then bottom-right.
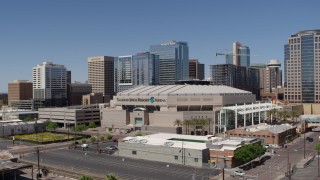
[[80, 144, 89, 148], [106, 145, 118, 150], [306, 137, 314, 142], [231, 170, 245, 177], [265, 145, 270, 149]]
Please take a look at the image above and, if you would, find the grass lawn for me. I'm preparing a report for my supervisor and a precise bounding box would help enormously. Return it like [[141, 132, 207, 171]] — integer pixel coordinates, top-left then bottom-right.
[[13, 132, 76, 143]]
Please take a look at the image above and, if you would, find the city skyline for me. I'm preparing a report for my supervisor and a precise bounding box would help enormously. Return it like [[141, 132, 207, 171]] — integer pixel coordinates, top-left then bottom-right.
[[1, 0, 320, 92]]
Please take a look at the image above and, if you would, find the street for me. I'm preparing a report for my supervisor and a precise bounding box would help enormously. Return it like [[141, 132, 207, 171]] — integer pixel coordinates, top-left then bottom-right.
[[20, 147, 218, 180]]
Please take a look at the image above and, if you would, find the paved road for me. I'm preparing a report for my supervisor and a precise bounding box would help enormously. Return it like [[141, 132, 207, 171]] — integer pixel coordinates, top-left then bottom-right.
[[224, 129, 320, 180], [21, 148, 218, 180]]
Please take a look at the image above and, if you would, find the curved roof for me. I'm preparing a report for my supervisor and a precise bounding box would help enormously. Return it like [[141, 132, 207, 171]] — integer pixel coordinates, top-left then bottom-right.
[[117, 85, 252, 96]]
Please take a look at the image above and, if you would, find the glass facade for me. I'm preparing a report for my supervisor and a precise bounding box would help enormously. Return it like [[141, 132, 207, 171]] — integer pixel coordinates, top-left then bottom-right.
[[150, 41, 189, 85], [239, 47, 250, 67], [115, 53, 159, 92], [284, 30, 320, 103]]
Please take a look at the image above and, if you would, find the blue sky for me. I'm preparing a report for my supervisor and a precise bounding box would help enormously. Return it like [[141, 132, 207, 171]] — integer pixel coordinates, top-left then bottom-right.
[[0, 0, 319, 92]]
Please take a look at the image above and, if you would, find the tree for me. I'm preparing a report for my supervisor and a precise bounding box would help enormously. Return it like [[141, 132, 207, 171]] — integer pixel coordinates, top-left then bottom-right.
[[46, 120, 59, 132], [234, 144, 266, 164], [107, 134, 113, 140], [88, 121, 97, 129], [268, 108, 278, 123], [278, 111, 289, 123], [173, 119, 183, 127], [81, 138, 87, 144], [79, 175, 93, 180], [183, 120, 190, 135], [90, 136, 96, 143], [76, 124, 87, 134], [105, 173, 118, 180], [23, 117, 34, 122], [290, 110, 300, 123], [206, 118, 212, 135]]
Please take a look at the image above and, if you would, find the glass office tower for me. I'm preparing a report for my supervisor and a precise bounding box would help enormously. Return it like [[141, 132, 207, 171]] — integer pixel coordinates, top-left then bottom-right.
[[115, 53, 159, 92], [150, 41, 189, 85], [284, 30, 320, 103]]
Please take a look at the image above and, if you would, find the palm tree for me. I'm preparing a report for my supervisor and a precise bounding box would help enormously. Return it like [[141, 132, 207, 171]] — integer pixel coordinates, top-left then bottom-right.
[[268, 108, 278, 123], [290, 110, 300, 124], [206, 118, 212, 135], [183, 120, 190, 135], [173, 119, 183, 127], [105, 173, 118, 180]]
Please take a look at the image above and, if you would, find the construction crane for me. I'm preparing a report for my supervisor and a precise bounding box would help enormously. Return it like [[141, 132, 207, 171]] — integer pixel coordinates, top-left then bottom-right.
[[216, 52, 256, 66]]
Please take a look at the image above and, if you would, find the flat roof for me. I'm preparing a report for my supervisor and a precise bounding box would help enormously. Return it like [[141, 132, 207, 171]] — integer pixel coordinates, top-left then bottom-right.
[[118, 85, 252, 96], [122, 133, 222, 150], [238, 123, 294, 133]]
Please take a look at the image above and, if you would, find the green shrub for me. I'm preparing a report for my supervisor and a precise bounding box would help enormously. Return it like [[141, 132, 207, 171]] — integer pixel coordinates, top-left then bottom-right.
[[108, 128, 113, 132], [107, 134, 113, 140], [135, 132, 142, 136], [81, 138, 86, 143], [90, 136, 96, 142], [100, 136, 105, 141]]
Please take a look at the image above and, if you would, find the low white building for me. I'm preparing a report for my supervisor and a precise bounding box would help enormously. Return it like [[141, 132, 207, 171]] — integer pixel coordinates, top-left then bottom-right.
[[118, 133, 222, 167]]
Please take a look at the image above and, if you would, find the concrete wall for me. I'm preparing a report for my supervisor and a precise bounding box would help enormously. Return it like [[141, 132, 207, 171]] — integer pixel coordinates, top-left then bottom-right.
[[0, 122, 46, 137], [102, 109, 129, 129], [303, 104, 320, 115], [118, 141, 209, 167]]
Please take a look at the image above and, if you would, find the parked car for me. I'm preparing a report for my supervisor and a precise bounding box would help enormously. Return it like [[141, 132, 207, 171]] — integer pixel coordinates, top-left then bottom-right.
[[81, 144, 89, 148], [231, 170, 245, 177], [106, 145, 118, 150], [306, 137, 314, 142]]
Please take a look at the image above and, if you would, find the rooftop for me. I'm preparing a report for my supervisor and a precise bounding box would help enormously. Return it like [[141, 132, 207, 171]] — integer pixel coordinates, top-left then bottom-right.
[[238, 123, 294, 133], [122, 133, 222, 150], [118, 85, 251, 96]]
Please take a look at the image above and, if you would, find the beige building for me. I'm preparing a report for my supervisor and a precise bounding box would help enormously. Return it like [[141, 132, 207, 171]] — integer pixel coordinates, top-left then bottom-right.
[[102, 85, 256, 134], [88, 56, 114, 103]]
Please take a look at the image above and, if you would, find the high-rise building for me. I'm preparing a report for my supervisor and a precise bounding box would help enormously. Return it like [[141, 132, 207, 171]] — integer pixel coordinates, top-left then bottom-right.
[[67, 71, 72, 84], [189, 59, 205, 80], [115, 52, 159, 92], [150, 41, 189, 85], [229, 42, 250, 67], [32, 62, 67, 107], [251, 60, 282, 101], [210, 64, 260, 98], [0, 93, 8, 105], [8, 80, 33, 105], [284, 30, 320, 103], [88, 56, 114, 103], [67, 83, 92, 106]]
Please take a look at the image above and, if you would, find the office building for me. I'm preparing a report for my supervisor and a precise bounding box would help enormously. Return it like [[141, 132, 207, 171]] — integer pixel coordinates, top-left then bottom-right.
[[227, 42, 250, 67], [189, 59, 205, 80], [32, 62, 67, 107], [150, 41, 189, 85], [67, 83, 92, 106], [284, 30, 320, 103], [8, 80, 33, 106], [251, 60, 283, 100], [88, 56, 114, 103], [210, 64, 260, 98], [38, 105, 101, 128], [115, 52, 159, 92], [82, 93, 103, 105], [67, 71, 72, 84], [0, 93, 8, 105]]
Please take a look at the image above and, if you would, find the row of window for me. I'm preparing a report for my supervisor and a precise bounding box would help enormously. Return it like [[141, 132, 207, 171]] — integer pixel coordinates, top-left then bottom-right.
[[230, 133, 275, 138], [131, 151, 199, 163]]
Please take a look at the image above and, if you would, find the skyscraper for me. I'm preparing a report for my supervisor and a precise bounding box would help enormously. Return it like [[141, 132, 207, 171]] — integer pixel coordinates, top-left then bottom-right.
[[32, 62, 67, 107], [210, 64, 260, 98], [284, 30, 320, 103], [189, 59, 205, 80], [150, 41, 189, 85], [115, 52, 159, 92], [88, 56, 114, 103], [231, 42, 250, 67]]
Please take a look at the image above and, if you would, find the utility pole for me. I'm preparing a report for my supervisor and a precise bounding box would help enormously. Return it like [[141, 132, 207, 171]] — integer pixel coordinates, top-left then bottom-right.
[[304, 132, 306, 159], [97, 130, 100, 153], [318, 147, 319, 178], [222, 167, 224, 180], [36, 147, 41, 180], [287, 148, 291, 180]]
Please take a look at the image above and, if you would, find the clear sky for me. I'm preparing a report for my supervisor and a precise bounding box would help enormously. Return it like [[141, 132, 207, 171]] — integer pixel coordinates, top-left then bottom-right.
[[0, 0, 319, 92]]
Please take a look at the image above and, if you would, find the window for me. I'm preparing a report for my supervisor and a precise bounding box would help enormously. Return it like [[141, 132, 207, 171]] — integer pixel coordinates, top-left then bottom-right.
[[175, 155, 178, 160], [132, 151, 137, 155], [194, 158, 198, 162]]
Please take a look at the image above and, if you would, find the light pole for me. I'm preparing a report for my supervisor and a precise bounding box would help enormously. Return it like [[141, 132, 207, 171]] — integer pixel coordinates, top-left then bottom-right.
[[36, 147, 41, 180], [304, 131, 306, 159]]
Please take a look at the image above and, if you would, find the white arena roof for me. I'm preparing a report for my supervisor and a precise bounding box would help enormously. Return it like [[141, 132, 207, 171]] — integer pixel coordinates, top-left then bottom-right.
[[118, 85, 252, 96]]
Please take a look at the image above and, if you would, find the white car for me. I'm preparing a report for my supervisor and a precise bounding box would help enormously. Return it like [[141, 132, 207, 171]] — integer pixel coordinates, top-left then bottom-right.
[[231, 170, 245, 177], [81, 144, 89, 148]]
